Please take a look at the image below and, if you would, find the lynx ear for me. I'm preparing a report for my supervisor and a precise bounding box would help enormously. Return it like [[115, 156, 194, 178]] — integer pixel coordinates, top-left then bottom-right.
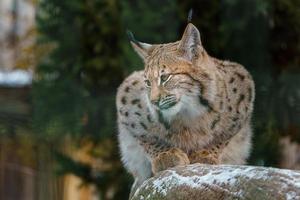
[[127, 30, 153, 61], [177, 23, 202, 61]]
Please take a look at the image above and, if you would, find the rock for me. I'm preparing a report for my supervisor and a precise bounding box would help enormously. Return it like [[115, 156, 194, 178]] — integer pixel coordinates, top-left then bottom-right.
[[131, 164, 300, 200]]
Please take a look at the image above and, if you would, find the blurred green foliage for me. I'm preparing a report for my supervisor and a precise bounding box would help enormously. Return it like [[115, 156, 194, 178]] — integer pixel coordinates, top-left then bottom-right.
[[34, 0, 124, 139], [31, 0, 300, 199]]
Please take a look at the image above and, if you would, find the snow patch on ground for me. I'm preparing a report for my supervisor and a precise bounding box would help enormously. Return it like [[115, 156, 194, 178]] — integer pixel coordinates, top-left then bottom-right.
[[149, 165, 255, 197], [286, 191, 297, 200]]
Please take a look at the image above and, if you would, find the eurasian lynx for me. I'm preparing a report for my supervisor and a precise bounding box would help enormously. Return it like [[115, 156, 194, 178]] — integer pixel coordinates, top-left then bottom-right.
[[116, 22, 255, 196]]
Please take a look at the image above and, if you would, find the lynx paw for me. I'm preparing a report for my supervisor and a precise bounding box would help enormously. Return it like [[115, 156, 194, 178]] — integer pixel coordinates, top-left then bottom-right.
[[152, 148, 190, 174], [189, 150, 219, 165]]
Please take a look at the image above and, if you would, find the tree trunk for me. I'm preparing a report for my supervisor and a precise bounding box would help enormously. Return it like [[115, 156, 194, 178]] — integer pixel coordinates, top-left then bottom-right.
[[132, 164, 300, 200]]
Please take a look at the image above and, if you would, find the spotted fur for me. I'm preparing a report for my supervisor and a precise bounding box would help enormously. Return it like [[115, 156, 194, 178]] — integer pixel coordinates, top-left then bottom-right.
[[117, 23, 255, 197]]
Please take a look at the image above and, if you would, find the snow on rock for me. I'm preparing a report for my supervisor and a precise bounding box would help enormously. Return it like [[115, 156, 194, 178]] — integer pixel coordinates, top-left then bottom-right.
[[132, 163, 300, 200], [0, 70, 32, 87]]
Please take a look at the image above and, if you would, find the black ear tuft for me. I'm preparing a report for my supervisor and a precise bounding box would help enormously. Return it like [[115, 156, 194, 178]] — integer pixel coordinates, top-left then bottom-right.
[[127, 30, 153, 61], [126, 30, 138, 43], [187, 8, 193, 23]]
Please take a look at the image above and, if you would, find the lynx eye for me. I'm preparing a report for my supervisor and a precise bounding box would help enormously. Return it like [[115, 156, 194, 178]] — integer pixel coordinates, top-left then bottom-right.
[[160, 74, 171, 83], [144, 79, 151, 87]]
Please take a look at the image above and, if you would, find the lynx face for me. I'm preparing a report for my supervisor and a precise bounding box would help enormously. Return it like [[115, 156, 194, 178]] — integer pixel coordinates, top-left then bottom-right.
[[129, 23, 210, 121], [143, 55, 202, 120]]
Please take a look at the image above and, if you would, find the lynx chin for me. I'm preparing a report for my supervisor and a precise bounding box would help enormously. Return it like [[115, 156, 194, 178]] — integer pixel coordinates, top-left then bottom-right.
[[116, 22, 255, 197]]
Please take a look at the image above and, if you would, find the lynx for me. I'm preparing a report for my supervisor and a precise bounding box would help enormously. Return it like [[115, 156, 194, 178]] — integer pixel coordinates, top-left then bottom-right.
[[116, 22, 255, 197]]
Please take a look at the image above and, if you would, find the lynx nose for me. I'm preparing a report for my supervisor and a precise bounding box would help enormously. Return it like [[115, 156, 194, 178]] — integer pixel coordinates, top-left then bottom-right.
[[150, 87, 161, 106]]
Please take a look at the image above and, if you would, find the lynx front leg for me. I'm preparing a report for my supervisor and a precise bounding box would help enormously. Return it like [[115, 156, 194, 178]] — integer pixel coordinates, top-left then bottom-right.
[[136, 135, 190, 175], [152, 148, 190, 174], [189, 149, 220, 164], [189, 142, 228, 165]]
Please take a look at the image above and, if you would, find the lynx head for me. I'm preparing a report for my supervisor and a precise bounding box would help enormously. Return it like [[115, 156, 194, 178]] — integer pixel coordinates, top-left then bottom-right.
[[129, 23, 214, 122]]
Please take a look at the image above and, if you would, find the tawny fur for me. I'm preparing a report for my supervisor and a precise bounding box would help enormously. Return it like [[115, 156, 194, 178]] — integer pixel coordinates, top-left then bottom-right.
[[116, 23, 255, 197]]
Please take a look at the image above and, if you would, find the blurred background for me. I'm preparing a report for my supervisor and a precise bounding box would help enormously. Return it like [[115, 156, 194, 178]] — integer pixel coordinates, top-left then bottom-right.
[[0, 0, 299, 199]]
